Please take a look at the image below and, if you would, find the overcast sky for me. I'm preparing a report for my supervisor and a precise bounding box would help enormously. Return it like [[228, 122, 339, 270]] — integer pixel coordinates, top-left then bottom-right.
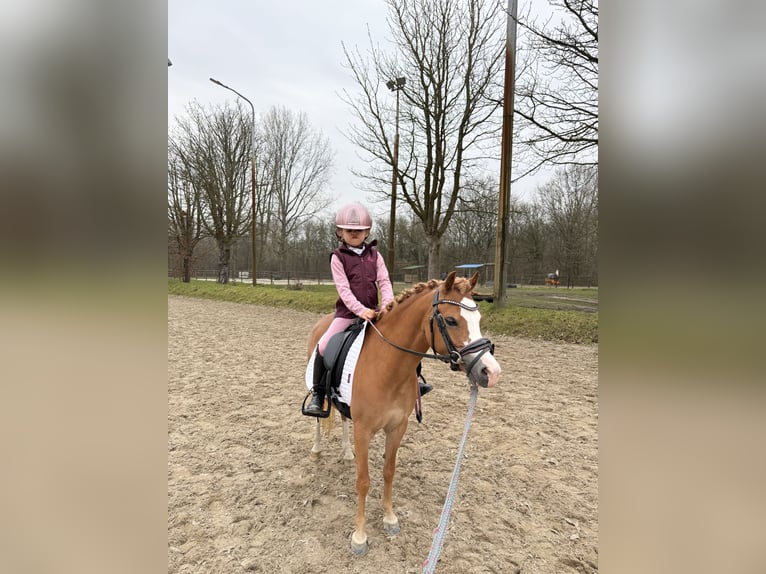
[[168, 0, 544, 221]]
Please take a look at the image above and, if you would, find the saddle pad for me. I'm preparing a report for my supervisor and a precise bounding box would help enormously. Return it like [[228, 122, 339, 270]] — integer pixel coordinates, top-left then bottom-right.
[[305, 322, 367, 406]]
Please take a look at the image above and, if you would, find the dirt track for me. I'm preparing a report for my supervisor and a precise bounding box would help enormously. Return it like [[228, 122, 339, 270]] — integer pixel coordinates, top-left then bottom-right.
[[168, 295, 598, 573]]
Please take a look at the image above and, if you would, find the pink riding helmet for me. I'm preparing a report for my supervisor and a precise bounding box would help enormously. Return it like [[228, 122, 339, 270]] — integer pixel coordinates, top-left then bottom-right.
[[335, 203, 372, 230]]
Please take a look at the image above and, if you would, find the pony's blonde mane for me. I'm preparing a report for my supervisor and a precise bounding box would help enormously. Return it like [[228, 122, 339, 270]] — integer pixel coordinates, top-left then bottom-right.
[[381, 276, 475, 315]]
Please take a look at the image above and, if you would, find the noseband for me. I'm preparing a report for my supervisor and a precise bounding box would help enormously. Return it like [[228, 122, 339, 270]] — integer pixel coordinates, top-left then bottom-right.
[[429, 289, 495, 373]]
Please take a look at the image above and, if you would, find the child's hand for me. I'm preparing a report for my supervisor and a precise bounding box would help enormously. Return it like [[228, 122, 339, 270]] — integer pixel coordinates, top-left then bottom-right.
[[361, 309, 377, 321]]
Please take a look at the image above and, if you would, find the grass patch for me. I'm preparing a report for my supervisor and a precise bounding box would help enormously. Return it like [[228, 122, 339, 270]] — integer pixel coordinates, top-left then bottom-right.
[[168, 279, 597, 344], [167, 279, 337, 313], [480, 302, 598, 344]]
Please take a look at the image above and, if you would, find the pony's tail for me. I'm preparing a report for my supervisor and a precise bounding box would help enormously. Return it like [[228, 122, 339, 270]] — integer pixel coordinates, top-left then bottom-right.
[[320, 401, 335, 435]]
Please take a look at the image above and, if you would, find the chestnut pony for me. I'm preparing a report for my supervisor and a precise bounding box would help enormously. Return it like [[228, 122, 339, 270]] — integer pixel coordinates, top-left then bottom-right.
[[305, 271, 501, 555]]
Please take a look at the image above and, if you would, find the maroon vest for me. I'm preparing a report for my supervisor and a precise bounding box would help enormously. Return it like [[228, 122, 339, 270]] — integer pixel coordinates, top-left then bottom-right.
[[333, 240, 381, 319]]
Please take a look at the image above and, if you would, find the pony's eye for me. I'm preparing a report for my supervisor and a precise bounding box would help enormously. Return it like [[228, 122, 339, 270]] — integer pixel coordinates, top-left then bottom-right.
[[445, 317, 459, 327]]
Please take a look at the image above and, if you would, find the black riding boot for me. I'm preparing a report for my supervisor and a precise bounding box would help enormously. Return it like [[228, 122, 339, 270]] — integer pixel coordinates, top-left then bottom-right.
[[304, 350, 327, 416]]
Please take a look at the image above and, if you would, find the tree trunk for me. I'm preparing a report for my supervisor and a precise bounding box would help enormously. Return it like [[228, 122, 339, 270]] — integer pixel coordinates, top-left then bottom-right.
[[427, 236, 441, 280], [217, 244, 231, 284], [182, 255, 191, 283]]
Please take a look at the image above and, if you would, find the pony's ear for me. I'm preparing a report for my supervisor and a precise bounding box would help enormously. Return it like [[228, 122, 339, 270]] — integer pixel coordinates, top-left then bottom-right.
[[469, 272, 479, 288], [443, 271, 457, 291]]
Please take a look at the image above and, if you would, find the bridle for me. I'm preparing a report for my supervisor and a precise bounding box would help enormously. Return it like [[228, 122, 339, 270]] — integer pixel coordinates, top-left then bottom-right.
[[368, 287, 495, 374], [428, 289, 495, 372]]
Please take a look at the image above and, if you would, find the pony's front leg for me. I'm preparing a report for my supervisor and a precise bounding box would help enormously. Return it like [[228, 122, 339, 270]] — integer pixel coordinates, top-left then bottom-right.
[[310, 418, 322, 461], [381, 420, 408, 535], [351, 426, 372, 555], [340, 416, 354, 461]]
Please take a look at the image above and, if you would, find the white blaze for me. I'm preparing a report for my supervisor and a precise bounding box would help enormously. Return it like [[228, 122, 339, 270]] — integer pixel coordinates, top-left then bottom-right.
[[459, 296, 501, 387], [459, 297, 483, 345]]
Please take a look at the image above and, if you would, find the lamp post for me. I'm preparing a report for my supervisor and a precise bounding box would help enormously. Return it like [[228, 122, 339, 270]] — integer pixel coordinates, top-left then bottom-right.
[[386, 76, 406, 275], [210, 77, 258, 285]]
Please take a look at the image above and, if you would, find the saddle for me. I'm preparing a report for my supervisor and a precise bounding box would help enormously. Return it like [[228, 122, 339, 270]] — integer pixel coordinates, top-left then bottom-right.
[[323, 319, 366, 387], [303, 319, 430, 421], [321, 319, 366, 419]]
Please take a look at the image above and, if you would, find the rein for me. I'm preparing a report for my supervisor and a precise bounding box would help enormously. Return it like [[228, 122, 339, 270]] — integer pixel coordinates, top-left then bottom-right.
[[366, 321, 450, 363], [368, 287, 494, 371]]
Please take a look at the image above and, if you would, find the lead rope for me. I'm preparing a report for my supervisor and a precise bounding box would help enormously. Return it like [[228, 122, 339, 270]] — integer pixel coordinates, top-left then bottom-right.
[[422, 383, 479, 574]]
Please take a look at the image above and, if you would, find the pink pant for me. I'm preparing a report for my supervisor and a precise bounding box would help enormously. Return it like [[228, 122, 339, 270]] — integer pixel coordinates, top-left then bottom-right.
[[317, 317, 357, 355]]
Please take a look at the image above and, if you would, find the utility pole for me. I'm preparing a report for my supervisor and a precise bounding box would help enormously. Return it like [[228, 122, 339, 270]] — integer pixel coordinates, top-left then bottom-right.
[[494, 0, 518, 306]]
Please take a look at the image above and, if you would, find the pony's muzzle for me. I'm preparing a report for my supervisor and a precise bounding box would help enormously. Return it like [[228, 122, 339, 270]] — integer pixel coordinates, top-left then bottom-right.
[[464, 348, 501, 388]]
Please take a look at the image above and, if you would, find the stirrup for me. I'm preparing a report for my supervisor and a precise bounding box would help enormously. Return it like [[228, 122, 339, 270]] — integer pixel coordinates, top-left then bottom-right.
[[301, 391, 331, 418], [419, 382, 433, 397]]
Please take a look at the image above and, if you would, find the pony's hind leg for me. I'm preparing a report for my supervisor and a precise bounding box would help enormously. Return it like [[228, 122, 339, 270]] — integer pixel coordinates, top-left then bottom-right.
[[340, 416, 354, 461], [310, 418, 322, 461]]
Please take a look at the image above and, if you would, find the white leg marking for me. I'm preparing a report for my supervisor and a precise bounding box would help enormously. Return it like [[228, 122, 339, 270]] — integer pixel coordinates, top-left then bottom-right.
[[341, 417, 354, 460], [311, 418, 322, 455]]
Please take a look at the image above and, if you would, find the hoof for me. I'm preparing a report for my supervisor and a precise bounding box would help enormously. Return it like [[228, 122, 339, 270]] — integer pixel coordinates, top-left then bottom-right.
[[383, 518, 400, 535], [350, 533, 368, 556], [309, 451, 320, 462]]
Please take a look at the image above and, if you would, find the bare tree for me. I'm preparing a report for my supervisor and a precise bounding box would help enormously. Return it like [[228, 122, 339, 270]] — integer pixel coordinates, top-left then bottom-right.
[[373, 211, 428, 278], [516, 0, 598, 171], [342, 0, 506, 279], [537, 164, 598, 287], [259, 106, 333, 268], [289, 216, 339, 275], [167, 153, 205, 282], [170, 102, 253, 283], [509, 201, 547, 284], [446, 176, 502, 266]]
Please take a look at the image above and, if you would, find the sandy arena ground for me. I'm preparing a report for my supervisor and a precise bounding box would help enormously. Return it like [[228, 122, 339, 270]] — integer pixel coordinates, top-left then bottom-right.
[[168, 295, 598, 573]]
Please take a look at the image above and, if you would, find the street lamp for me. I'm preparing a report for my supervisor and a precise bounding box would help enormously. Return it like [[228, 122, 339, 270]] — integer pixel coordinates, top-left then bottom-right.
[[210, 77, 258, 285], [386, 76, 406, 275]]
